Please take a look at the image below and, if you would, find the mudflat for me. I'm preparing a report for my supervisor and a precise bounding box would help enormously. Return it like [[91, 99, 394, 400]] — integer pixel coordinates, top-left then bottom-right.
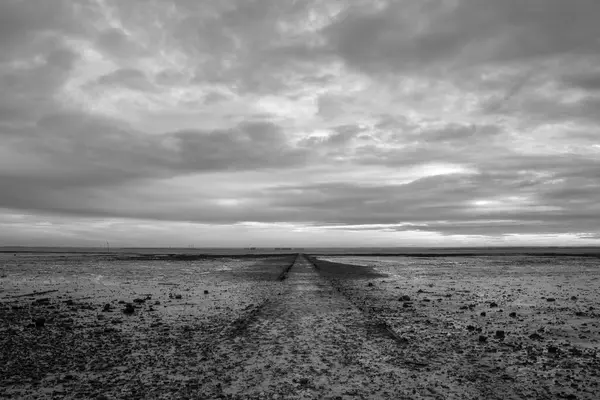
[[1, 252, 599, 399]]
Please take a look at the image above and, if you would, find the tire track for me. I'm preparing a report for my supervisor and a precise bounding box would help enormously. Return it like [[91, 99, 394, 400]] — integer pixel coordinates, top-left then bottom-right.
[[277, 254, 298, 281], [196, 255, 452, 399], [304, 254, 409, 346]]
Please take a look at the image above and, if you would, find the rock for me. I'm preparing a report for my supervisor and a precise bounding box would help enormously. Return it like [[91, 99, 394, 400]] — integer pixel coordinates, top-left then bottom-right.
[[175, 294, 182, 299], [570, 347, 583, 356], [102, 304, 111, 312], [402, 302, 413, 308], [399, 295, 411, 302], [298, 377, 310, 385], [495, 330, 505, 339], [133, 298, 145, 304], [64, 299, 74, 306], [546, 298, 556, 302], [478, 335, 488, 343], [489, 302, 498, 308], [154, 301, 161, 305], [35, 317, 46, 328], [571, 296, 578, 301], [509, 312, 517, 318], [467, 325, 476, 331], [529, 333, 543, 340], [547, 345, 559, 354], [367, 282, 374, 287], [123, 304, 135, 315], [204, 290, 209, 295], [480, 312, 487, 317]]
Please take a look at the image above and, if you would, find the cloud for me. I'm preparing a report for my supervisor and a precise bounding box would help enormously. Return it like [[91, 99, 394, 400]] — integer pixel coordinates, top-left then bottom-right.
[[95, 68, 154, 91], [562, 71, 600, 92], [1, 0, 599, 246], [325, 0, 600, 73]]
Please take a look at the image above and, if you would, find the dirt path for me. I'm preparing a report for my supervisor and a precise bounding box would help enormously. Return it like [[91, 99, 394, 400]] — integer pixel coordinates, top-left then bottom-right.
[[198, 255, 485, 399]]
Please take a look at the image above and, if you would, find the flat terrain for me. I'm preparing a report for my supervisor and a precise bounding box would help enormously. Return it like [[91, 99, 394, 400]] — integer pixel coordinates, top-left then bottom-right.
[[1, 252, 599, 399]]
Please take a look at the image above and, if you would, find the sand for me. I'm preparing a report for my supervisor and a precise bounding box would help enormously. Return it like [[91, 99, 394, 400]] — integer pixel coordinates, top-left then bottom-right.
[[1, 252, 599, 399]]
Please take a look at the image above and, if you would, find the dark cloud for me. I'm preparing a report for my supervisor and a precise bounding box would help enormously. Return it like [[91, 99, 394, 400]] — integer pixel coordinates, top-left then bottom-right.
[[325, 0, 600, 73], [561, 72, 600, 92], [0, 0, 80, 55]]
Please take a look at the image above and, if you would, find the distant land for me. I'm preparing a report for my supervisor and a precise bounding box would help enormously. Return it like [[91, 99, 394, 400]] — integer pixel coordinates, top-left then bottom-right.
[[1, 246, 600, 257]]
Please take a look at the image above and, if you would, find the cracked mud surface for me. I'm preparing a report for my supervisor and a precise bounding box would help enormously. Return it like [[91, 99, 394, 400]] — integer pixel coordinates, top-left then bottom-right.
[[2, 252, 600, 399]]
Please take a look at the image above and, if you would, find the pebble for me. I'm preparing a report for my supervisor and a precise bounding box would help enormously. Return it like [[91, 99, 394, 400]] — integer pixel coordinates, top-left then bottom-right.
[[123, 304, 135, 315], [529, 333, 543, 340]]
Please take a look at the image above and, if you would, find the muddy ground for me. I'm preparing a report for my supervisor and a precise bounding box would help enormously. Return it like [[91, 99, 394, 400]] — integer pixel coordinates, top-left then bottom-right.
[[1, 253, 599, 399]]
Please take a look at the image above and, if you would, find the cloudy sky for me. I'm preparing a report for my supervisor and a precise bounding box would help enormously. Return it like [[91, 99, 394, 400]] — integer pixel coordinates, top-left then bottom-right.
[[1, 0, 600, 247]]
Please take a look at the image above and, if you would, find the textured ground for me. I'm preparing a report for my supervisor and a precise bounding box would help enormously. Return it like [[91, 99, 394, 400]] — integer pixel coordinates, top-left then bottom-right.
[[1, 253, 599, 399]]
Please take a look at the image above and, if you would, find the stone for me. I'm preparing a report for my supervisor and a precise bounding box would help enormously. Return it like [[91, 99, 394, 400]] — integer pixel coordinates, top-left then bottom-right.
[[35, 317, 46, 328], [529, 333, 543, 340], [123, 304, 135, 315], [495, 330, 505, 339]]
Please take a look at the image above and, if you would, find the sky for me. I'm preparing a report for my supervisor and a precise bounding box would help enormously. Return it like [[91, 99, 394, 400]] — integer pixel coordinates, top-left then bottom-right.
[[1, 0, 600, 248]]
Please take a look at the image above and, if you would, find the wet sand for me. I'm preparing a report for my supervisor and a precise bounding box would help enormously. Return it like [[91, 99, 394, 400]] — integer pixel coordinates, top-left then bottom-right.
[[1, 253, 599, 399]]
